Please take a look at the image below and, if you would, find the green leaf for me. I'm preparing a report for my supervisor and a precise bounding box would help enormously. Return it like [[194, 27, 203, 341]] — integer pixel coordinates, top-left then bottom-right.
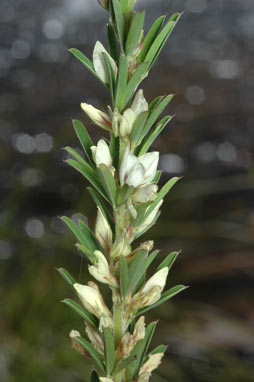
[[120, 256, 128, 297], [90, 370, 99, 382], [102, 52, 116, 104], [144, 177, 180, 220], [123, 62, 149, 109], [126, 321, 157, 379], [112, 353, 137, 376], [130, 111, 149, 146], [137, 285, 188, 315], [72, 119, 94, 165], [69, 48, 104, 85], [138, 115, 173, 155], [97, 164, 117, 206], [117, 184, 134, 206], [76, 243, 97, 263], [138, 15, 165, 62], [157, 251, 180, 272], [115, 54, 128, 111], [62, 298, 98, 327], [112, 0, 125, 50], [145, 249, 160, 270], [153, 170, 162, 184], [148, 95, 163, 112], [133, 211, 160, 241], [79, 219, 99, 253], [76, 336, 105, 372], [109, 134, 120, 169], [107, 23, 118, 61], [150, 344, 167, 354], [146, 94, 174, 130], [66, 159, 110, 203], [103, 327, 116, 374], [145, 13, 181, 69], [87, 187, 114, 232], [57, 268, 76, 291], [65, 146, 87, 167], [127, 250, 147, 294], [61, 216, 97, 258], [125, 11, 145, 55]]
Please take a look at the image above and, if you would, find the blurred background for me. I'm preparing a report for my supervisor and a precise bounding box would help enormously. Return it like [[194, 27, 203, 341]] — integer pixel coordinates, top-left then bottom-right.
[[0, 0, 253, 381]]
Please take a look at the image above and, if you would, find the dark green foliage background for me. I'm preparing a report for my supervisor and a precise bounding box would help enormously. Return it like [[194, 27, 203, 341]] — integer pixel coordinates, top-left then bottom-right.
[[0, 0, 253, 381]]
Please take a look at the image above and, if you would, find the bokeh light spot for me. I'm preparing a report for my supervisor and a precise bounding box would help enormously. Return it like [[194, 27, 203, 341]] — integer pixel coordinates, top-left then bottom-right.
[[185, 85, 206, 105], [35, 133, 53, 152], [160, 154, 185, 174], [11, 40, 30, 60], [0, 240, 13, 260], [12, 133, 36, 154], [25, 218, 45, 238], [42, 19, 64, 40], [217, 142, 237, 163]]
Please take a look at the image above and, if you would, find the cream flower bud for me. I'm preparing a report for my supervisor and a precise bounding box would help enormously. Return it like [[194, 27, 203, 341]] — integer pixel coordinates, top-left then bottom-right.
[[112, 108, 136, 137], [85, 323, 104, 351], [74, 282, 111, 320], [132, 184, 158, 203], [99, 314, 113, 332], [95, 207, 113, 252], [110, 234, 132, 258], [93, 41, 117, 84], [131, 89, 148, 116], [139, 353, 164, 374], [69, 330, 90, 357], [116, 331, 135, 358], [91, 139, 112, 167], [138, 152, 159, 184], [133, 316, 146, 342], [135, 200, 163, 235], [140, 267, 169, 306], [81, 103, 111, 131], [89, 250, 118, 287], [137, 372, 151, 382], [100, 378, 114, 382], [139, 241, 154, 252]]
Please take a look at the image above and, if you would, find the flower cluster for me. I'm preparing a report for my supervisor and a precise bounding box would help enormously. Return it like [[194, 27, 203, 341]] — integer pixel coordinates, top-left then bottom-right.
[[59, 1, 185, 382]]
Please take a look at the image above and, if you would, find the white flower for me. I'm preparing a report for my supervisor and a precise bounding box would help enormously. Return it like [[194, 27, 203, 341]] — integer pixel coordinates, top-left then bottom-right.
[[131, 89, 148, 116], [89, 250, 118, 287], [135, 200, 163, 235], [120, 148, 159, 188], [139, 353, 164, 374], [69, 330, 89, 357], [95, 207, 113, 252], [110, 234, 132, 258], [140, 267, 168, 306], [91, 139, 112, 167], [112, 90, 148, 138], [81, 103, 111, 131], [93, 41, 117, 84], [85, 323, 104, 351], [132, 184, 158, 203], [138, 152, 159, 184], [133, 316, 146, 342], [74, 282, 111, 319]]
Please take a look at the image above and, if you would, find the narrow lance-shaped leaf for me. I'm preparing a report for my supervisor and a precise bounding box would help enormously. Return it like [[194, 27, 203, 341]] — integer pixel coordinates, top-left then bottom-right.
[[72, 119, 94, 166], [62, 298, 98, 327], [120, 256, 128, 297], [115, 54, 128, 111], [66, 159, 110, 202], [111, 0, 125, 50], [144, 177, 180, 221], [79, 219, 99, 252], [107, 23, 118, 62], [127, 250, 147, 294], [125, 11, 145, 55], [75, 336, 106, 372], [122, 62, 149, 109], [97, 163, 117, 207], [138, 115, 173, 156], [130, 111, 149, 146], [57, 268, 76, 289], [103, 327, 116, 374], [87, 187, 114, 232], [112, 353, 137, 376], [137, 285, 188, 315], [102, 52, 116, 104], [65, 146, 88, 167], [69, 48, 105, 85], [157, 251, 181, 272], [145, 249, 160, 270], [137, 15, 165, 62]]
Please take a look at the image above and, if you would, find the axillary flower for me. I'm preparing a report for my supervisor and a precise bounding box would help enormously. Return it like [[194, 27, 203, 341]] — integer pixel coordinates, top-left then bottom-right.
[[112, 90, 148, 138], [95, 206, 113, 252], [88, 250, 118, 287], [81, 103, 112, 131]]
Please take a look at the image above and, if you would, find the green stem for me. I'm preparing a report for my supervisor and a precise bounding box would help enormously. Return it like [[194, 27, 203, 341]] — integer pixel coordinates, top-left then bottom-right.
[[113, 304, 124, 382]]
